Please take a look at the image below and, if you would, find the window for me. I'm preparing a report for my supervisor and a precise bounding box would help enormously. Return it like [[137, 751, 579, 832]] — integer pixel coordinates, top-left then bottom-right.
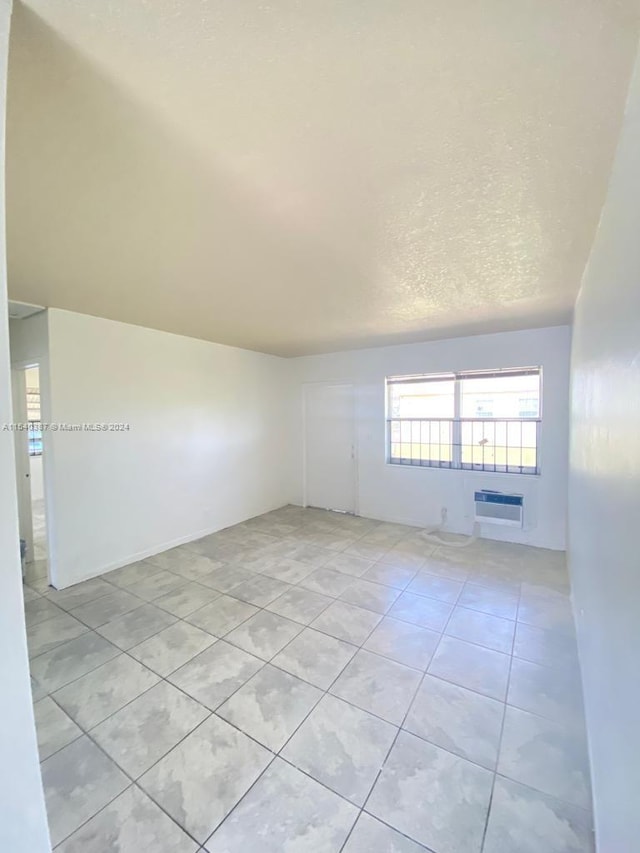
[[387, 367, 541, 474]]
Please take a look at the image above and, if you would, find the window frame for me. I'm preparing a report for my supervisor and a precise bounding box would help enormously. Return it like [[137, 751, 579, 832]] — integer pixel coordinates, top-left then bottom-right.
[[386, 367, 542, 475]]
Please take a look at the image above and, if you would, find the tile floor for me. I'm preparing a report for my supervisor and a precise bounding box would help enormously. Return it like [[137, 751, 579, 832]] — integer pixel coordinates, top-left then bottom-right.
[[23, 506, 594, 852]]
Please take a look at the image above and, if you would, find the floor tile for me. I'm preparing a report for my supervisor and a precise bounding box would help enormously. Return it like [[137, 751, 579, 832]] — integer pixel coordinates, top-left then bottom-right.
[[92, 680, 210, 778], [323, 552, 373, 577], [27, 611, 89, 658], [31, 675, 48, 701], [186, 595, 258, 636], [106, 560, 164, 589], [126, 569, 188, 602], [498, 706, 592, 810], [360, 563, 417, 590], [147, 547, 224, 580], [46, 578, 114, 611], [428, 636, 510, 700], [96, 603, 178, 649], [339, 579, 401, 615], [34, 697, 82, 760], [378, 551, 426, 571], [30, 632, 120, 693], [343, 813, 429, 852], [153, 582, 219, 617], [513, 623, 579, 670], [299, 568, 357, 597], [198, 565, 256, 593], [289, 542, 333, 569], [330, 650, 422, 725], [311, 600, 382, 645], [57, 652, 154, 720], [404, 674, 504, 769], [24, 552, 48, 576], [70, 589, 143, 628], [26, 574, 52, 595], [520, 577, 570, 601], [483, 776, 594, 853], [168, 641, 263, 710], [25, 597, 64, 628], [56, 785, 198, 853], [345, 541, 389, 562], [22, 584, 42, 602], [508, 658, 585, 725], [445, 606, 515, 654], [129, 621, 216, 676], [205, 758, 357, 852], [186, 537, 253, 563], [266, 587, 332, 624], [517, 593, 575, 635], [217, 664, 322, 751], [364, 617, 439, 670], [225, 611, 303, 661], [420, 555, 470, 583], [388, 591, 453, 632], [41, 735, 129, 846], [139, 714, 271, 843], [261, 558, 316, 584], [282, 694, 397, 805], [457, 584, 518, 620], [367, 731, 493, 853], [229, 575, 291, 607], [272, 628, 357, 689], [406, 572, 464, 604]]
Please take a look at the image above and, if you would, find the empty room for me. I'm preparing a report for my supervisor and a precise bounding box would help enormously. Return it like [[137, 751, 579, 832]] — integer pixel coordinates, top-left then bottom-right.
[[0, 1, 638, 852]]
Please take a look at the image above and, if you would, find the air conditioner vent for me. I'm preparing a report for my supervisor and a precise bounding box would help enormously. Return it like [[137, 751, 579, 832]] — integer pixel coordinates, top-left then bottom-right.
[[474, 490, 523, 528]]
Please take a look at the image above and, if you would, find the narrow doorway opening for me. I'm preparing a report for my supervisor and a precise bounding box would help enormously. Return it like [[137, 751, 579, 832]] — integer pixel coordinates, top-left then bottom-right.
[[25, 367, 47, 563], [12, 364, 49, 588]]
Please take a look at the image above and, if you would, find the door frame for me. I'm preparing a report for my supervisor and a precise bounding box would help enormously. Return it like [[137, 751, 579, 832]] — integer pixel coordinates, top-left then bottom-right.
[[302, 381, 359, 515], [11, 368, 33, 563], [11, 359, 52, 581]]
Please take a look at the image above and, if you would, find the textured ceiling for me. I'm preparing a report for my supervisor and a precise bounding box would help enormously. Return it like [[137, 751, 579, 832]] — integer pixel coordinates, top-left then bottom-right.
[[6, 1, 640, 356]]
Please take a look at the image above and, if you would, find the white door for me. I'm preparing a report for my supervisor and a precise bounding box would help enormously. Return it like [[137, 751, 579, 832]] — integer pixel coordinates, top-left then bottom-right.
[[304, 383, 356, 513]]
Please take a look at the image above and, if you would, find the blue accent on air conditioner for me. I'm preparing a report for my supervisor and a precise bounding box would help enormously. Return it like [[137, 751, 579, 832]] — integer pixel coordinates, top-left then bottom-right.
[[474, 490, 523, 507]]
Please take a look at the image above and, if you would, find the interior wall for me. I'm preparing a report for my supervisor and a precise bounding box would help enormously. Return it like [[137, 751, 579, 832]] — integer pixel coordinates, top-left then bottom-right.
[[291, 325, 571, 550], [568, 48, 640, 850], [44, 308, 295, 588], [0, 1, 51, 850]]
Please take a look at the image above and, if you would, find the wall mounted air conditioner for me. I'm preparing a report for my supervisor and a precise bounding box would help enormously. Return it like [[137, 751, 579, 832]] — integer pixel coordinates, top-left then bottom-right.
[[474, 490, 524, 528]]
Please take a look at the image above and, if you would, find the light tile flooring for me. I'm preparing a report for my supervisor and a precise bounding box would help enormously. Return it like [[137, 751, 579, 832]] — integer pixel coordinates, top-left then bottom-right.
[[23, 506, 594, 852]]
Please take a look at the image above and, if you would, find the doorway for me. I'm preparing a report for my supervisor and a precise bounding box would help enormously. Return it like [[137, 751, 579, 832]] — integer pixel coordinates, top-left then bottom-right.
[[12, 364, 48, 578], [304, 383, 356, 513]]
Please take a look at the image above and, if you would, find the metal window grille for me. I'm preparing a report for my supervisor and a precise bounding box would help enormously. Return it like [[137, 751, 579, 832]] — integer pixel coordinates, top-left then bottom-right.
[[386, 368, 541, 475]]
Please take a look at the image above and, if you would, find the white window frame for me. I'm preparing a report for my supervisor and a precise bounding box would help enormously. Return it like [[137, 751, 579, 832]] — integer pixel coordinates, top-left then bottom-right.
[[386, 367, 542, 475]]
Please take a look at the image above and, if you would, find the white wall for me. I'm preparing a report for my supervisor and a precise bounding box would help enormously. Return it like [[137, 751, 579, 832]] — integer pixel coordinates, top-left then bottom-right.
[[291, 326, 571, 550], [44, 309, 295, 587], [0, 1, 51, 850], [568, 48, 640, 850], [30, 455, 44, 501]]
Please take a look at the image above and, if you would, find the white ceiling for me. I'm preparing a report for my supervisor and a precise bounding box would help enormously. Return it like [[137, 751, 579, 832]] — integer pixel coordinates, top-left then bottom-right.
[[6, 1, 640, 356]]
